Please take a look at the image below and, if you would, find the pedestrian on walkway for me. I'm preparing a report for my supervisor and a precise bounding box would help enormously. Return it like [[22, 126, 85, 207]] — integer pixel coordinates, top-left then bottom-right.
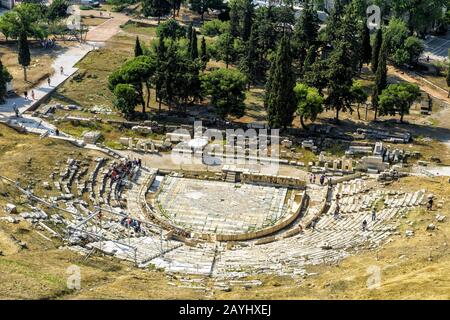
[[31, 90, 35, 100], [362, 219, 368, 232], [371, 208, 377, 222], [320, 175, 325, 185], [311, 218, 317, 231], [24, 91, 28, 100], [334, 204, 340, 220], [55, 128, 60, 136], [60, 66, 64, 75], [13, 103, 19, 117], [47, 77, 51, 86]]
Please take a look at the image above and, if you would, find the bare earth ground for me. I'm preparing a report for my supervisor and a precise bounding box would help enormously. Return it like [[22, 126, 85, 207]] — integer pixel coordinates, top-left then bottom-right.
[[0, 42, 78, 94]]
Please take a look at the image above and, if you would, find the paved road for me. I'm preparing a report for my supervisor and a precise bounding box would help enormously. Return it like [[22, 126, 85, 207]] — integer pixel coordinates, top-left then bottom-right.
[[423, 34, 450, 62]]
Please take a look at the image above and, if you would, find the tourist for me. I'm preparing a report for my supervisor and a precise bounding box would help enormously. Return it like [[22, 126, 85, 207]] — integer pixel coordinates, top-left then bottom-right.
[[313, 174, 316, 184], [55, 128, 60, 136], [320, 175, 325, 185], [371, 208, 377, 222], [13, 103, 19, 117], [334, 204, 340, 220], [24, 91, 28, 100], [309, 174, 313, 184], [47, 77, 51, 86], [427, 197, 434, 211], [60, 66, 64, 75], [311, 217, 318, 230], [138, 159, 142, 167], [31, 90, 35, 100], [362, 219, 368, 232]]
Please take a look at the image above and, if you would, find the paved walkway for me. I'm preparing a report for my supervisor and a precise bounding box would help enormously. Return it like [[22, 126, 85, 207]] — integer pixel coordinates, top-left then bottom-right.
[[0, 43, 94, 136], [84, 10, 130, 42]]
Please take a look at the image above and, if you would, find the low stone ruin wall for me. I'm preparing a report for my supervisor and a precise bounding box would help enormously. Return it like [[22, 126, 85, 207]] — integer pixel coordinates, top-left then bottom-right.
[[241, 172, 306, 189]]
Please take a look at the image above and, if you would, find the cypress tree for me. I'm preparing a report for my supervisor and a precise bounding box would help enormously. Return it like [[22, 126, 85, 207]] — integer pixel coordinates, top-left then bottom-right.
[[360, 24, 372, 69], [190, 29, 198, 61], [18, 32, 31, 82], [134, 36, 143, 57], [302, 44, 318, 75], [242, 0, 254, 42], [162, 42, 178, 111], [0, 60, 12, 103], [229, 2, 240, 38], [155, 36, 167, 112], [372, 40, 388, 120], [240, 27, 258, 89], [200, 36, 208, 71], [265, 37, 297, 129], [371, 28, 382, 73], [293, 0, 319, 71]]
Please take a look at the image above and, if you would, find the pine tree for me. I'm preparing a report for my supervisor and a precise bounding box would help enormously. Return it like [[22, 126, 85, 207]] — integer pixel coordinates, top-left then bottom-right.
[[134, 36, 143, 57], [372, 40, 388, 120], [265, 37, 297, 129], [371, 28, 382, 73], [190, 28, 198, 61], [18, 32, 31, 82], [360, 23, 372, 71], [200, 36, 209, 71]]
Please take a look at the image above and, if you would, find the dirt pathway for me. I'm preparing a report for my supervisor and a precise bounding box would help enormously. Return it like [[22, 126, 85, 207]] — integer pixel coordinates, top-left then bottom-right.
[[388, 66, 450, 103]]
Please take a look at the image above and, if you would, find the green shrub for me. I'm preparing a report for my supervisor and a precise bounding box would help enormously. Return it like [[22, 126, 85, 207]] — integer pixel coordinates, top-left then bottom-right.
[[201, 19, 229, 37]]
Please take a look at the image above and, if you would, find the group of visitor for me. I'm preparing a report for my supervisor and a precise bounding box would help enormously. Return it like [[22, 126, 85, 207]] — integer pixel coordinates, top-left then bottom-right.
[[107, 159, 140, 187], [41, 38, 56, 49], [120, 217, 142, 233], [308, 174, 328, 186]]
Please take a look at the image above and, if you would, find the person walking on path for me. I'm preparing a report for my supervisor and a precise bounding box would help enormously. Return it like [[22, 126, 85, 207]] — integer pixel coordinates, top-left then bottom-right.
[[60, 66, 64, 75], [362, 219, 368, 232], [47, 77, 51, 86], [24, 91, 28, 100], [371, 208, 377, 222], [13, 103, 19, 117], [334, 203, 340, 220], [31, 90, 35, 100]]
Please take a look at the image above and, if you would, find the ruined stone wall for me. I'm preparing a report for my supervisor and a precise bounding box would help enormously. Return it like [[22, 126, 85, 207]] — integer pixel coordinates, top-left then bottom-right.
[[241, 173, 306, 189]]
